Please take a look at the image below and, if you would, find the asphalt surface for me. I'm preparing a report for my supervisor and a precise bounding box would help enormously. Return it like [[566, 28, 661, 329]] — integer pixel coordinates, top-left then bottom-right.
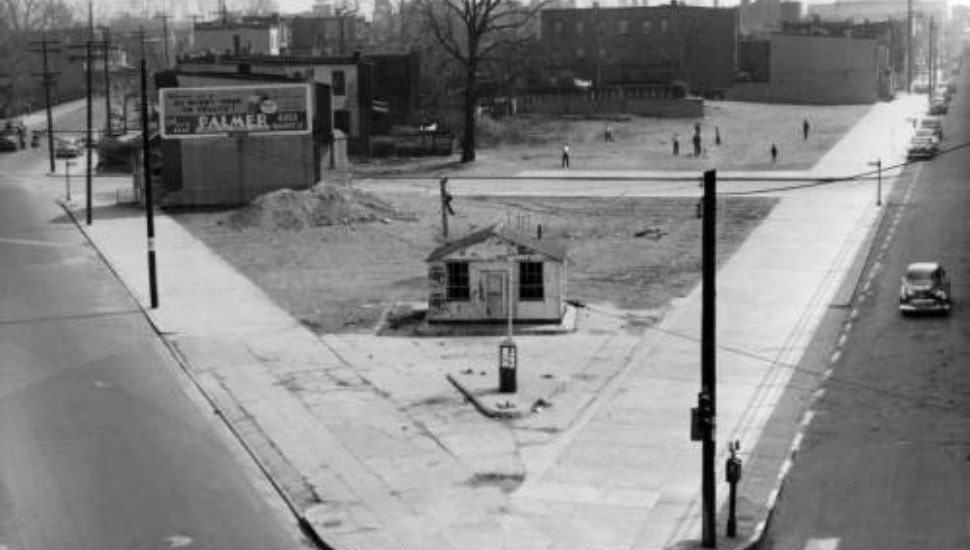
[[760, 71, 970, 548], [0, 108, 306, 549]]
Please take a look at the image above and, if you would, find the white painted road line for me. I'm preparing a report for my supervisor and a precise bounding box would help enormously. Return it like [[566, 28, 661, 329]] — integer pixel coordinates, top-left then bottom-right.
[[804, 537, 840, 550]]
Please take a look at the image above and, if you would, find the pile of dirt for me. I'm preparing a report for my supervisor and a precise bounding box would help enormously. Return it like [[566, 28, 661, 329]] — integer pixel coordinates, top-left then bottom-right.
[[225, 183, 401, 230]]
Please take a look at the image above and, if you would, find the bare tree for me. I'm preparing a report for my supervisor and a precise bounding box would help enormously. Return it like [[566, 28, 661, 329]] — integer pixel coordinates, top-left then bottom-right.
[[234, 0, 279, 16], [417, 0, 547, 163], [0, 0, 78, 116]]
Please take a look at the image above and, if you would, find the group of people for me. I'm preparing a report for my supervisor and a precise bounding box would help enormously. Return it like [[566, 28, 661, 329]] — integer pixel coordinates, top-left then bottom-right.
[[559, 117, 813, 168]]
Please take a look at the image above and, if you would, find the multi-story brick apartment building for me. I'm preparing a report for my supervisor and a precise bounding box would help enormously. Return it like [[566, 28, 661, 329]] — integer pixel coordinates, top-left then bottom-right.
[[539, 3, 738, 95]]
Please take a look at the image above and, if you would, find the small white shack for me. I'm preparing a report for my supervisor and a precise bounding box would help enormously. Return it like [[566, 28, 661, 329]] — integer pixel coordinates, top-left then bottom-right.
[[425, 224, 567, 324]]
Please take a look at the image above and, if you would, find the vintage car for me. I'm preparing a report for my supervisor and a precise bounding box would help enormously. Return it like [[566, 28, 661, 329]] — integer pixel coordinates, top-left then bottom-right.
[[919, 117, 944, 141], [899, 262, 952, 315], [907, 136, 939, 160], [0, 119, 26, 151], [54, 136, 82, 158]]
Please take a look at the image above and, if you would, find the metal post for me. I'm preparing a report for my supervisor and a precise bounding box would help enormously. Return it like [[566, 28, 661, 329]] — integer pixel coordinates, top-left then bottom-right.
[[907, 0, 913, 93], [869, 159, 882, 207], [85, 40, 93, 225], [725, 440, 742, 538], [701, 169, 717, 548], [140, 30, 159, 309], [64, 158, 72, 201]]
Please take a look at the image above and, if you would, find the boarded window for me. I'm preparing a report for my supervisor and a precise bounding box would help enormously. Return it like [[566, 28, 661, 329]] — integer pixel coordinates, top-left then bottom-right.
[[519, 262, 544, 301], [642, 20, 653, 34], [618, 20, 629, 34], [446, 262, 470, 301]]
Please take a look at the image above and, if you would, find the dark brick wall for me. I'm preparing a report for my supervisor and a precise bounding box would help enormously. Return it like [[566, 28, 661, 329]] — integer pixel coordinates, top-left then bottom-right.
[[540, 5, 737, 94]]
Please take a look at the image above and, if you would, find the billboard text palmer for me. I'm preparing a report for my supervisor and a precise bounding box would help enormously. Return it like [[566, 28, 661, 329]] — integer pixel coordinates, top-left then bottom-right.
[[159, 84, 312, 139]]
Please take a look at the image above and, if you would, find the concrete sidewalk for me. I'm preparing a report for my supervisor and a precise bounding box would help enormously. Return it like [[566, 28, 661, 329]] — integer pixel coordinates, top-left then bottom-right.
[[60, 94, 924, 550]]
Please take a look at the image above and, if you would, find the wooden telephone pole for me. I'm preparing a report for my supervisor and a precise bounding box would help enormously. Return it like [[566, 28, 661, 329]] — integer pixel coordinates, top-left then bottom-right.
[[28, 36, 61, 173]]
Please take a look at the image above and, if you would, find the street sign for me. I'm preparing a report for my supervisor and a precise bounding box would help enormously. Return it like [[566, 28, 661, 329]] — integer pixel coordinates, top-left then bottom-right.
[[159, 84, 312, 139]]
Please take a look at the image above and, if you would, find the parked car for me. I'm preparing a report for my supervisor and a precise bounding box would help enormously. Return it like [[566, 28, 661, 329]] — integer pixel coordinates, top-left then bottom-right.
[[907, 136, 939, 160], [899, 262, 952, 315], [0, 119, 26, 151], [54, 136, 82, 158], [918, 117, 944, 140], [913, 127, 941, 145], [929, 97, 948, 115]]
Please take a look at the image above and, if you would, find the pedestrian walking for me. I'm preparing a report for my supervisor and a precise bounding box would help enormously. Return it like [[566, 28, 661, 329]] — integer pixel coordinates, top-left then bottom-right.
[[672, 135, 680, 156], [692, 133, 702, 157], [604, 123, 614, 142], [715, 126, 721, 146], [770, 143, 778, 163], [561, 144, 570, 168], [694, 121, 702, 136], [802, 118, 810, 140]]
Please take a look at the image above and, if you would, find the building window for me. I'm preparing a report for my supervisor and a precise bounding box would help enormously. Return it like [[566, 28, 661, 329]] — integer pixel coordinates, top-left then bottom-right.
[[660, 18, 669, 33], [576, 47, 585, 58], [446, 262, 470, 301], [642, 20, 653, 34], [519, 262, 544, 301], [618, 19, 629, 34], [599, 48, 607, 59], [332, 70, 346, 96], [554, 20, 563, 34], [576, 21, 584, 35]]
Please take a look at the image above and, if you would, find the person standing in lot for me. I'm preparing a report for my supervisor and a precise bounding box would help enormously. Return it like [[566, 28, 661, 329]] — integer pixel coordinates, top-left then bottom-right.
[[561, 144, 570, 168], [604, 124, 614, 142], [715, 126, 721, 146], [802, 118, 810, 140], [692, 132, 702, 157], [771, 143, 778, 163], [672, 134, 680, 156]]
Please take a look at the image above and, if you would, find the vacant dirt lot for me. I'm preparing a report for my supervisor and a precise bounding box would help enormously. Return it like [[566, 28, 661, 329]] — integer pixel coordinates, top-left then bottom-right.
[[174, 101, 870, 333], [176, 190, 775, 333], [353, 100, 871, 176]]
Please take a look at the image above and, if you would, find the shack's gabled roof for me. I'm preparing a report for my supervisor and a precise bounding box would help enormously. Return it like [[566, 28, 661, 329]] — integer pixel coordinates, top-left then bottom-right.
[[426, 223, 567, 263]]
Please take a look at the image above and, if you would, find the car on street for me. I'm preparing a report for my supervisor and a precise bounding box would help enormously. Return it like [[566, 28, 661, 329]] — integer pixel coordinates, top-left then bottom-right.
[[929, 98, 948, 115], [907, 136, 939, 160], [913, 127, 941, 145], [0, 119, 27, 151], [899, 262, 952, 315], [918, 116, 944, 141], [54, 136, 82, 158]]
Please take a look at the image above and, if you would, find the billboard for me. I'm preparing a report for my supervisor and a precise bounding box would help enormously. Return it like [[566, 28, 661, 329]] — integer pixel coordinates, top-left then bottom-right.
[[159, 84, 312, 139]]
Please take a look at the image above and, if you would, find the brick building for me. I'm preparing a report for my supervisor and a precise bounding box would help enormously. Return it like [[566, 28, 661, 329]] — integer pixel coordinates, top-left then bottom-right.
[[539, 4, 738, 95]]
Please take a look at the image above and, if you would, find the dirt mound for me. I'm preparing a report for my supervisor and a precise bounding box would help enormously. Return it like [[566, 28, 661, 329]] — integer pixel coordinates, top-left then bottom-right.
[[226, 183, 400, 230]]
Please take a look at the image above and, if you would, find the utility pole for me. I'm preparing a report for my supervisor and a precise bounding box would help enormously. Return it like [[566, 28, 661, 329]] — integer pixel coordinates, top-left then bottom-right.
[[139, 27, 159, 309], [907, 0, 913, 93], [28, 36, 61, 174], [68, 35, 106, 225], [700, 169, 717, 548], [102, 26, 112, 134], [155, 12, 173, 67], [926, 16, 936, 94]]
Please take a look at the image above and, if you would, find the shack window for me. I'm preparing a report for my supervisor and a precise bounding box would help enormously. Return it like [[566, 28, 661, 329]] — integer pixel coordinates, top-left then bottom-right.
[[519, 262, 544, 301], [333, 70, 346, 96], [446, 262, 470, 301]]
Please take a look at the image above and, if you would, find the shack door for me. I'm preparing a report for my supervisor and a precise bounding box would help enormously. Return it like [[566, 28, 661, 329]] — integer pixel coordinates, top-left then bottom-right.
[[484, 272, 506, 319]]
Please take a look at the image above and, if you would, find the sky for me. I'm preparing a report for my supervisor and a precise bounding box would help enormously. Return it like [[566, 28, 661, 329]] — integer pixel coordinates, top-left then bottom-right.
[[96, 0, 970, 22]]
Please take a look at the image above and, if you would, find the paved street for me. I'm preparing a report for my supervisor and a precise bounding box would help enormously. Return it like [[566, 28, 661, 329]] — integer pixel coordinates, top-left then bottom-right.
[[0, 105, 307, 550], [40, 89, 931, 550], [761, 67, 970, 550]]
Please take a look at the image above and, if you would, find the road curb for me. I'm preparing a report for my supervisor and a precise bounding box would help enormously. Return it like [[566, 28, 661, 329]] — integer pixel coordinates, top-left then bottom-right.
[[56, 199, 333, 550]]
